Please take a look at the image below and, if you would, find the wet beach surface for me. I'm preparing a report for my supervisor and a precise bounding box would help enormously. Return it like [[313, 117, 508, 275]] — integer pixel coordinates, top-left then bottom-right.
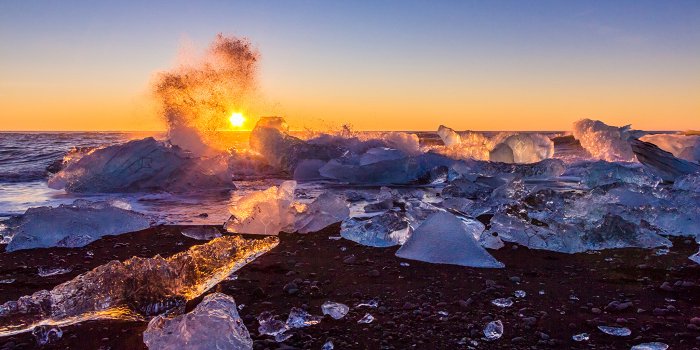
[[1, 225, 699, 349]]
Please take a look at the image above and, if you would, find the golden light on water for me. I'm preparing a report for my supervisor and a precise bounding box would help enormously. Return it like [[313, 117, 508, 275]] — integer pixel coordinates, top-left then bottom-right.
[[229, 112, 246, 128]]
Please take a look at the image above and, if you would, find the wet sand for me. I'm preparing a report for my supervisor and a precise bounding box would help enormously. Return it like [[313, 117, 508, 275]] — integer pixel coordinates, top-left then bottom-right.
[[1, 225, 699, 349]]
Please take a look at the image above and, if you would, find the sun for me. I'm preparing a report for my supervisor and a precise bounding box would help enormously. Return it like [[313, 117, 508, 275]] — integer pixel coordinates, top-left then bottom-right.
[[229, 112, 246, 128]]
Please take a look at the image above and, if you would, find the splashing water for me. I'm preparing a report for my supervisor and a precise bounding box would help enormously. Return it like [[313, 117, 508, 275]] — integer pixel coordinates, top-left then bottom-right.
[[153, 34, 260, 154]]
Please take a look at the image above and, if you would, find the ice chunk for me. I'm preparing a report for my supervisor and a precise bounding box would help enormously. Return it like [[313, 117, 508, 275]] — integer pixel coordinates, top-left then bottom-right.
[[286, 307, 322, 329], [383, 132, 421, 156], [513, 290, 526, 298], [37, 267, 72, 277], [181, 226, 222, 240], [4, 201, 150, 252], [488, 133, 554, 164], [225, 181, 297, 235], [395, 212, 504, 268], [294, 193, 350, 233], [319, 152, 455, 185], [631, 139, 700, 181], [340, 211, 411, 247], [293, 159, 328, 181], [438, 125, 462, 147], [257, 311, 288, 337], [32, 326, 62, 345], [572, 119, 637, 162], [322, 340, 335, 350], [571, 333, 589, 342], [48, 137, 233, 193], [357, 313, 374, 324], [491, 298, 513, 307], [143, 293, 252, 350], [321, 301, 349, 319], [640, 133, 700, 162], [0, 235, 278, 336], [483, 320, 504, 341], [562, 161, 660, 188], [597, 325, 631, 336], [631, 342, 669, 350], [690, 247, 700, 265]]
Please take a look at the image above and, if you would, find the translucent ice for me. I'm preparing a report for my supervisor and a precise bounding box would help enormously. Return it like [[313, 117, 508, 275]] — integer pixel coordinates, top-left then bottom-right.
[[357, 313, 374, 324], [294, 193, 350, 233], [4, 201, 150, 252], [488, 133, 554, 164], [340, 211, 411, 247], [225, 181, 297, 235], [572, 119, 637, 162], [689, 247, 700, 265], [640, 133, 700, 162], [143, 293, 252, 350], [286, 307, 322, 329], [0, 235, 278, 336], [321, 301, 349, 319], [437, 125, 462, 147], [491, 298, 513, 307], [483, 320, 504, 341], [257, 311, 288, 336], [597, 325, 631, 336], [562, 161, 660, 188], [572, 333, 589, 342], [181, 226, 222, 240], [630, 139, 700, 182], [395, 212, 504, 268], [322, 340, 335, 350], [630, 342, 669, 350], [49, 137, 233, 193], [319, 152, 455, 185]]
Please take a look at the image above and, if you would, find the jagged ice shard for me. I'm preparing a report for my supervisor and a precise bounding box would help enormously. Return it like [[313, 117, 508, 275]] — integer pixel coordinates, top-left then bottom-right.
[[0, 235, 279, 336], [395, 212, 504, 268], [572, 118, 639, 162], [143, 293, 252, 350], [3, 201, 150, 252], [225, 181, 297, 235]]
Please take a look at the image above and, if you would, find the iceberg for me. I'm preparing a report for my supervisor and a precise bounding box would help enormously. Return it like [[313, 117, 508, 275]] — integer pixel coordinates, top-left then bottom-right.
[[561, 161, 660, 188], [572, 119, 637, 162], [48, 137, 233, 193], [225, 181, 297, 235], [340, 211, 411, 247], [4, 200, 150, 252], [143, 293, 252, 350], [395, 212, 504, 268], [294, 192, 350, 233], [0, 235, 278, 336], [319, 152, 454, 185]]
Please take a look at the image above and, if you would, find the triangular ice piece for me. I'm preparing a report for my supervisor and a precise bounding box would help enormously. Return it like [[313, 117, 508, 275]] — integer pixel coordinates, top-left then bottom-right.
[[396, 211, 504, 268]]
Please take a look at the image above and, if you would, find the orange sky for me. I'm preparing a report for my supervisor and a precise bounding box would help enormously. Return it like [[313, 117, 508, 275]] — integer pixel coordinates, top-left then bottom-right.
[[1, 2, 698, 132]]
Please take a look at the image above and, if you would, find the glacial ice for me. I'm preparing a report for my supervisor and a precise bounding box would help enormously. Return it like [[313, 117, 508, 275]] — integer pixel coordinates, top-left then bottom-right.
[[630, 342, 669, 350], [294, 192, 350, 233], [340, 211, 411, 247], [640, 133, 700, 162], [631, 139, 700, 182], [674, 173, 700, 193], [3, 201, 150, 252], [357, 313, 374, 324], [319, 152, 455, 185], [321, 301, 349, 319], [225, 181, 297, 235], [48, 137, 233, 193], [571, 333, 589, 342], [488, 133, 554, 164], [181, 226, 222, 240], [286, 307, 322, 328], [483, 320, 504, 341], [143, 293, 252, 350], [257, 311, 288, 337], [690, 247, 700, 265], [561, 161, 660, 188], [0, 235, 279, 336], [597, 325, 631, 336], [395, 212, 504, 268], [437, 125, 462, 147], [572, 119, 637, 162]]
